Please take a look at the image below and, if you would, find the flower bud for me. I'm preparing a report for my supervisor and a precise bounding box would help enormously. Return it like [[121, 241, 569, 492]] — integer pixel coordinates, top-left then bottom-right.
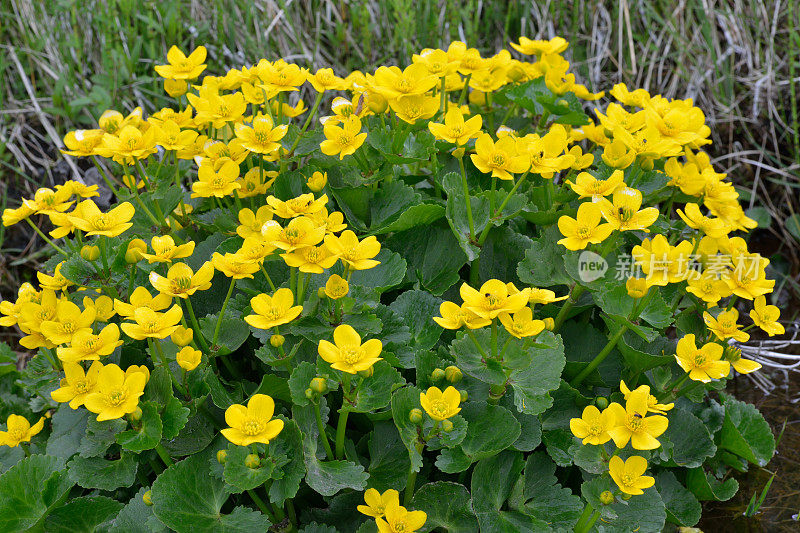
[[270, 334, 285, 347], [304, 388, 315, 400], [595, 396, 609, 409], [452, 147, 466, 159], [216, 449, 227, 464], [317, 287, 327, 299], [441, 419, 454, 432], [176, 346, 202, 371], [430, 368, 446, 382], [126, 239, 147, 263], [625, 277, 649, 299], [556, 99, 569, 108], [409, 408, 423, 424], [621, 493, 632, 501], [445, 366, 463, 383], [129, 406, 142, 422], [459, 389, 468, 403], [143, 490, 153, 506], [543, 317, 555, 331], [325, 275, 349, 300], [366, 91, 388, 114], [245, 454, 261, 469], [358, 366, 374, 378], [164, 79, 188, 97], [310, 377, 328, 394], [307, 171, 328, 192], [171, 326, 194, 347], [599, 490, 615, 505], [80, 245, 100, 261]]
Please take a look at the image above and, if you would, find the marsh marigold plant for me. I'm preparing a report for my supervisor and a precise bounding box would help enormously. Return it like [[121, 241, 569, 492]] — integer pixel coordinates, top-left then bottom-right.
[[0, 36, 781, 532]]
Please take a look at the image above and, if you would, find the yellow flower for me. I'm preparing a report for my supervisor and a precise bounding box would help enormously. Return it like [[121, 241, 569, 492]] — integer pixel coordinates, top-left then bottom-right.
[[606, 389, 669, 450], [609, 456, 655, 496], [22, 187, 74, 216], [420, 386, 462, 421], [68, 200, 134, 237], [57, 323, 123, 363], [309, 67, 347, 92], [631, 235, 694, 287], [281, 244, 338, 274], [258, 62, 308, 95], [149, 262, 215, 298], [522, 125, 575, 178], [750, 296, 784, 336], [189, 90, 247, 128], [675, 334, 730, 383], [470, 133, 529, 181], [601, 138, 636, 169], [388, 94, 440, 124], [234, 114, 288, 155], [171, 326, 194, 347], [244, 289, 303, 330], [703, 309, 749, 342], [51, 361, 103, 408], [208, 252, 257, 279], [176, 346, 202, 371], [460, 279, 530, 320], [324, 275, 350, 299], [268, 193, 329, 219], [114, 286, 173, 318], [236, 167, 276, 198], [358, 488, 400, 518], [0, 414, 45, 448], [619, 380, 673, 415], [499, 308, 545, 338], [121, 304, 184, 340], [320, 115, 367, 160], [686, 271, 731, 306], [597, 187, 659, 232], [324, 230, 380, 271], [221, 394, 285, 446], [237, 206, 274, 240], [83, 295, 115, 322], [723, 346, 762, 375], [307, 171, 328, 192], [154, 45, 207, 80], [523, 287, 568, 305], [40, 299, 96, 345], [126, 239, 147, 263], [192, 159, 241, 198], [371, 64, 438, 99], [566, 170, 625, 201], [84, 363, 147, 421], [557, 202, 614, 251], [311, 208, 347, 234], [375, 501, 427, 533], [101, 125, 158, 164], [428, 108, 482, 145], [677, 203, 729, 239], [262, 217, 326, 252], [569, 405, 614, 445], [2, 204, 35, 227], [140, 235, 195, 264], [625, 277, 649, 299], [154, 120, 198, 151], [61, 129, 106, 157], [510, 36, 569, 56], [318, 324, 382, 374], [37, 263, 74, 292], [432, 301, 491, 330], [164, 79, 188, 97]]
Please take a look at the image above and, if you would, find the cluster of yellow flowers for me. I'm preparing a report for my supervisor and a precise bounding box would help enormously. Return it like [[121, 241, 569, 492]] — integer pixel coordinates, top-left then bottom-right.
[[0, 32, 782, 526]]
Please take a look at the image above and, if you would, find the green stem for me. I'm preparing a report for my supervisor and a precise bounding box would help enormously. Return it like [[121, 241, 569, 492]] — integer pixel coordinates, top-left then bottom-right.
[[491, 320, 498, 359], [289, 267, 297, 301], [457, 156, 475, 241], [575, 503, 594, 532], [297, 271, 307, 304], [289, 92, 324, 154], [24, 218, 67, 256], [403, 442, 425, 506], [437, 75, 447, 118], [571, 325, 628, 387], [314, 401, 334, 460], [212, 278, 236, 347], [40, 347, 60, 370], [247, 489, 277, 523], [91, 155, 120, 197], [457, 74, 472, 105], [553, 285, 586, 332], [466, 329, 489, 360], [334, 407, 350, 460], [184, 298, 210, 353], [478, 170, 530, 245], [98, 236, 110, 275], [260, 264, 276, 291], [155, 443, 173, 466]]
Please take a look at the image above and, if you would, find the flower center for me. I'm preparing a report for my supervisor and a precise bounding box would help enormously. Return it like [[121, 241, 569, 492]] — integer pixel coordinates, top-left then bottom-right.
[[243, 418, 264, 436], [627, 415, 644, 431], [338, 134, 352, 146], [431, 401, 450, 417], [9, 428, 25, 441], [621, 473, 636, 487], [75, 380, 90, 394], [490, 153, 506, 167], [175, 276, 192, 290], [694, 352, 706, 366], [108, 389, 126, 406], [93, 215, 110, 229], [577, 226, 591, 239], [483, 293, 502, 308], [341, 346, 362, 364]]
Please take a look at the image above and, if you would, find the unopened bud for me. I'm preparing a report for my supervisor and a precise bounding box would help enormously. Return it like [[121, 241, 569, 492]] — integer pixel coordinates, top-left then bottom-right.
[[270, 334, 285, 348], [430, 368, 446, 382], [129, 406, 142, 422], [80, 245, 100, 261], [310, 377, 328, 394], [600, 490, 615, 505], [459, 389, 468, 403], [445, 366, 462, 383], [216, 450, 227, 464], [621, 493, 632, 501], [556, 99, 569, 108], [317, 287, 327, 299], [595, 397, 609, 409], [245, 454, 261, 469], [543, 317, 555, 331], [441, 419, 454, 432], [358, 366, 374, 378], [409, 408, 423, 424], [143, 490, 153, 506], [125, 239, 146, 263], [304, 388, 315, 400]]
